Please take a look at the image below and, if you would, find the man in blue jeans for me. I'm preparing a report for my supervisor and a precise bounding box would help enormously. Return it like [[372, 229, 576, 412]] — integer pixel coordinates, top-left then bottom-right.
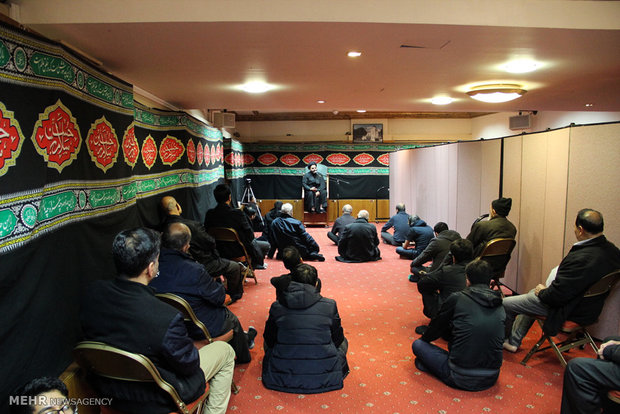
[[411, 259, 505, 391]]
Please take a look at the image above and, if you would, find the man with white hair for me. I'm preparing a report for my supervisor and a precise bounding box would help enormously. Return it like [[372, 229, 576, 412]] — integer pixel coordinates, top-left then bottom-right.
[[270, 203, 325, 261], [327, 204, 355, 244], [336, 210, 381, 263]]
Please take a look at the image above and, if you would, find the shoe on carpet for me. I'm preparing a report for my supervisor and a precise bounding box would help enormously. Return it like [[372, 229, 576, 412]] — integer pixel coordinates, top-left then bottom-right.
[[246, 326, 257, 349], [415, 325, 428, 335], [503, 340, 518, 353], [408, 274, 420, 283], [254, 263, 268, 270]]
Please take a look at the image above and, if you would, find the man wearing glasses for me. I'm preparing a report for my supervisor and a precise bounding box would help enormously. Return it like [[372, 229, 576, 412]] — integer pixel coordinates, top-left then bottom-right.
[[10, 376, 76, 414]]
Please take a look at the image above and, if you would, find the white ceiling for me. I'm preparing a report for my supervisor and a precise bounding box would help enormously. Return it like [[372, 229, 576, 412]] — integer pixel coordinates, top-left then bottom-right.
[[8, 0, 620, 118]]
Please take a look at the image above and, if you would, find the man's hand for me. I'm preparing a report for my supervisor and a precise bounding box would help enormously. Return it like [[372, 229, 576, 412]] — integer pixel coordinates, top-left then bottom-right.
[[598, 340, 620, 359], [315, 191, 320, 196], [534, 284, 546, 296]]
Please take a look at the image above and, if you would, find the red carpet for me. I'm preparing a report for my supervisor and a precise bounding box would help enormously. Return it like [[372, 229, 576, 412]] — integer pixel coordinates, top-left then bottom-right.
[[226, 224, 593, 413]]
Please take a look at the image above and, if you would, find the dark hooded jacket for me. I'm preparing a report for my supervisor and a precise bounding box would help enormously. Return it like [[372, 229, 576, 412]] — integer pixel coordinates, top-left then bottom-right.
[[270, 214, 320, 259], [405, 217, 434, 252], [422, 285, 505, 391], [411, 229, 461, 271], [262, 281, 349, 393]]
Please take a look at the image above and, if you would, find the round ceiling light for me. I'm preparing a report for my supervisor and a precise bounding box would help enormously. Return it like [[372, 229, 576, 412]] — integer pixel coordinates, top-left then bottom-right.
[[501, 59, 541, 74], [431, 96, 454, 105], [467, 84, 526, 103], [240, 81, 274, 94]]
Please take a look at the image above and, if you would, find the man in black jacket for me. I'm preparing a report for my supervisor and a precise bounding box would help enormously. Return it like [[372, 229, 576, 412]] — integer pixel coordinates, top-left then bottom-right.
[[160, 196, 244, 301], [412, 259, 505, 391], [409, 222, 461, 282], [302, 162, 327, 213], [415, 239, 473, 333], [270, 203, 325, 261], [204, 183, 270, 269], [560, 336, 620, 414], [151, 222, 256, 363], [336, 210, 381, 262], [503, 208, 620, 352], [80, 227, 234, 414], [327, 204, 355, 244], [395, 215, 434, 260]]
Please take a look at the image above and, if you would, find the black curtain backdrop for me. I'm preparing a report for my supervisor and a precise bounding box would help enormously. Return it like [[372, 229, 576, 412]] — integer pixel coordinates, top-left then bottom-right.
[[0, 22, 224, 408]]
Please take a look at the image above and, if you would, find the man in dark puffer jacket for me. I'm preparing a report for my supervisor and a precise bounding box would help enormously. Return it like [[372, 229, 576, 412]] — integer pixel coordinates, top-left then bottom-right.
[[262, 264, 349, 393]]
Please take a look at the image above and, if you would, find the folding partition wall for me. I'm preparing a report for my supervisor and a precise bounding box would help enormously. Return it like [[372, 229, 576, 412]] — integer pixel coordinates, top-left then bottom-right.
[[390, 123, 620, 309]]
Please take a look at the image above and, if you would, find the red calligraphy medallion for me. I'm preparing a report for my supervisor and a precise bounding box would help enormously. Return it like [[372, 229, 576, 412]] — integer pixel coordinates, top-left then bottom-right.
[[160, 135, 185, 166], [224, 152, 234, 166], [210, 143, 218, 165], [141, 135, 157, 169], [87, 117, 119, 172], [32, 100, 82, 172], [196, 142, 204, 166], [187, 139, 196, 164], [218, 144, 224, 162], [280, 153, 300, 166], [204, 144, 211, 166], [0, 102, 25, 176], [352, 153, 374, 166], [122, 124, 139, 168], [377, 153, 390, 166], [243, 154, 255, 165], [325, 153, 350, 166], [302, 154, 323, 166], [257, 153, 278, 166]]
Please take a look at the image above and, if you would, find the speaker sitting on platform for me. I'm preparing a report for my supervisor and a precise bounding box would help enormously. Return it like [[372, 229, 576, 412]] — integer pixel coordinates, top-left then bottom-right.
[[302, 162, 327, 213]]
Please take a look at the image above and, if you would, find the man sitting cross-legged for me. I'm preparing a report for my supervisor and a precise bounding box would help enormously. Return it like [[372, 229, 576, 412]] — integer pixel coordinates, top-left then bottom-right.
[[336, 209, 381, 263], [81, 227, 235, 414], [151, 222, 257, 364], [412, 259, 505, 391], [270, 203, 325, 261], [414, 239, 474, 335], [409, 222, 461, 283], [327, 204, 355, 245], [262, 263, 349, 393]]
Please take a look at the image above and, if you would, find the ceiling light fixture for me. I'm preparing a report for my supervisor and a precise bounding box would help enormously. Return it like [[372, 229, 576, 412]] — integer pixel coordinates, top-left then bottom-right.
[[239, 81, 273, 94], [501, 59, 541, 74], [467, 84, 526, 103], [431, 96, 454, 105], [356, 109, 366, 113], [317, 100, 325, 104], [347, 51, 362, 57]]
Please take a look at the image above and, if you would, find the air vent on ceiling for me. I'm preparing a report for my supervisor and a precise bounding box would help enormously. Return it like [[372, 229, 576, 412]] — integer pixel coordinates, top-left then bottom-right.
[[213, 112, 235, 129], [509, 114, 532, 130]]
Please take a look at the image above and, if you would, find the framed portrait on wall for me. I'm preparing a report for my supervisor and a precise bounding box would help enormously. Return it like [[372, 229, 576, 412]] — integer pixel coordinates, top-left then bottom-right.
[[352, 123, 383, 143]]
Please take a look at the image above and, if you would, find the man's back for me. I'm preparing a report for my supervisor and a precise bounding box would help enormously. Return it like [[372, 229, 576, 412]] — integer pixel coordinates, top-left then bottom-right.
[[332, 213, 355, 237], [337, 218, 381, 262], [411, 229, 461, 271], [81, 278, 205, 412], [381, 211, 410, 243], [151, 247, 227, 339], [467, 216, 517, 257], [205, 203, 255, 259], [271, 215, 319, 258]]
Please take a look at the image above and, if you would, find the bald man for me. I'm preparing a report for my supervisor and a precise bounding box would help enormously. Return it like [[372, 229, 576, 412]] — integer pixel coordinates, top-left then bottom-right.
[[503, 208, 620, 353], [327, 204, 355, 245], [160, 196, 244, 301]]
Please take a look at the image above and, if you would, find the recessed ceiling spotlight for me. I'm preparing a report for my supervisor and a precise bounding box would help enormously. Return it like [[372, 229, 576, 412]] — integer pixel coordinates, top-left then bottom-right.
[[239, 81, 273, 94], [356, 109, 366, 113], [431, 96, 454, 105], [317, 100, 326, 104], [348, 51, 362, 57], [585, 103, 594, 107], [501, 59, 541, 74], [467, 84, 526, 103]]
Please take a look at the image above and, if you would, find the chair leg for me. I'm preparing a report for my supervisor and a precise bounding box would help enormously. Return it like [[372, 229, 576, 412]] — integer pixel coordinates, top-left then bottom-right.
[[521, 333, 547, 366], [232, 380, 240, 394]]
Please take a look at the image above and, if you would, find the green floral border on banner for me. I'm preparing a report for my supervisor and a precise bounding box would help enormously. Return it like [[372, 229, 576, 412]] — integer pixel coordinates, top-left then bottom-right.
[[0, 168, 222, 253], [0, 24, 133, 115]]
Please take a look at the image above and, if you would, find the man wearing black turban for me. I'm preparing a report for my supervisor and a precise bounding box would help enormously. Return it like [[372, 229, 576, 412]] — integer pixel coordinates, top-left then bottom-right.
[[467, 197, 517, 257]]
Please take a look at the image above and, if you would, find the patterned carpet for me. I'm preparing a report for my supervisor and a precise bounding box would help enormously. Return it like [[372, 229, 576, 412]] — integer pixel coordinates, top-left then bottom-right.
[[225, 224, 593, 413]]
